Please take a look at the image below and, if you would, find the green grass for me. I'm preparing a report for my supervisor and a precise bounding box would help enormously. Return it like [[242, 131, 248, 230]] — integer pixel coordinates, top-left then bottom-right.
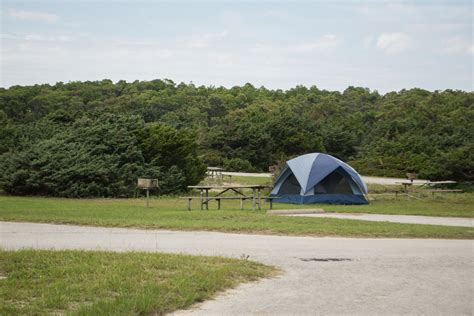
[[0, 249, 274, 315], [0, 196, 472, 239]]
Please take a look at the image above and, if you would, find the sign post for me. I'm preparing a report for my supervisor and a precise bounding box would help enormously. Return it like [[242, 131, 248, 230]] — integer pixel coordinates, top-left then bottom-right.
[[146, 188, 150, 207], [137, 178, 159, 208]]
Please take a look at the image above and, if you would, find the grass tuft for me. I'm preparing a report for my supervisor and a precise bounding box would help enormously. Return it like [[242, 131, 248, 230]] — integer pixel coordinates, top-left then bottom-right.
[[0, 249, 274, 315]]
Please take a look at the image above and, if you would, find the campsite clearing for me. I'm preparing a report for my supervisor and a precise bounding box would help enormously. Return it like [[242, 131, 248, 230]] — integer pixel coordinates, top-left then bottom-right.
[[0, 249, 273, 315], [0, 196, 472, 239]]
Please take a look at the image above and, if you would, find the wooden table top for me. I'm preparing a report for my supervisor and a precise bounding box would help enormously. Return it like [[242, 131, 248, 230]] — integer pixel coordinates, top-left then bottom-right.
[[188, 185, 272, 189]]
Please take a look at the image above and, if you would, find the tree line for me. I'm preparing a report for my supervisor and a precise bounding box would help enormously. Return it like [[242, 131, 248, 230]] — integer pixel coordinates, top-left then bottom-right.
[[0, 79, 472, 197]]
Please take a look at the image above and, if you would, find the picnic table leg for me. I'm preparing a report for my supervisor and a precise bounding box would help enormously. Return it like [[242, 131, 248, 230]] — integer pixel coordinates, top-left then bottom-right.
[[257, 188, 261, 210], [200, 190, 203, 210], [252, 188, 256, 211], [205, 189, 209, 210]]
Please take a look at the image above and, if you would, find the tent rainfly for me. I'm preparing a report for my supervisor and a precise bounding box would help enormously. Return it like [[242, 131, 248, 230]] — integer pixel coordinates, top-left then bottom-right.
[[270, 153, 368, 205]]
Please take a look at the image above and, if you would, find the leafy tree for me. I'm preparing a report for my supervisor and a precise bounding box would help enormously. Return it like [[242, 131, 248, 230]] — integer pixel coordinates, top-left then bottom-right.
[[136, 123, 206, 190], [0, 80, 472, 189]]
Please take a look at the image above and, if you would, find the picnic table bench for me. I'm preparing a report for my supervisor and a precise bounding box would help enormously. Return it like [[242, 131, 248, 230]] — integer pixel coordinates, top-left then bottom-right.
[[184, 185, 273, 211], [180, 196, 280, 211], [394, 180, 462, 198], [428, 189, 463, 195]]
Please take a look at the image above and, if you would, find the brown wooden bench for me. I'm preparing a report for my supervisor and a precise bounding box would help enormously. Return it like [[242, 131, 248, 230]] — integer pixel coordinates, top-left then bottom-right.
[[180, 196, 278, 211], [214, 196, 249, 210], [180, 196, 249, 211], [265, 196, 280, 210], [428, 189, 463, 196]]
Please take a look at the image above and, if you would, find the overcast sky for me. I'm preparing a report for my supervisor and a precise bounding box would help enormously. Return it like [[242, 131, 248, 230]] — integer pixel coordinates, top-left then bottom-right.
[[1, 0, 472, 92]]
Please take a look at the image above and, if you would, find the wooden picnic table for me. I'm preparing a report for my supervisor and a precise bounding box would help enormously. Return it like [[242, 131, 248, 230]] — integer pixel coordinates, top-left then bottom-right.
[[187, 185, 272, 211], [396, 180, 458, 192], [395, 181, 415, 193], [395, 180, 461, 199], [207, 167, 225, 180]]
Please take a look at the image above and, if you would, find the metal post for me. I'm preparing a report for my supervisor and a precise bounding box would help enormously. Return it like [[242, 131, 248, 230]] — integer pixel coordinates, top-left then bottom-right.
[[146, 189, 149, 208], [240, 198, 244, 210], [205, 189, 209, 210]]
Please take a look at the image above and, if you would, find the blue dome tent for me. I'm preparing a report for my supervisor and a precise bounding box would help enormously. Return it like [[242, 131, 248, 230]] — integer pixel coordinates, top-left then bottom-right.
[[270, 153, 368, 205]]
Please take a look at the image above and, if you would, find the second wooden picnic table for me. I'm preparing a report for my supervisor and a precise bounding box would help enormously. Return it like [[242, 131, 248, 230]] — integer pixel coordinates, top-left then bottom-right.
[[187, 185, 271, 210]]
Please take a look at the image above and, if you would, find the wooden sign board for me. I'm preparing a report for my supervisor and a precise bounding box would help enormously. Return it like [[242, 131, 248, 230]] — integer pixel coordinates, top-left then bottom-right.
[[269, 165, 279, 174], [137, 178, 159, 189]]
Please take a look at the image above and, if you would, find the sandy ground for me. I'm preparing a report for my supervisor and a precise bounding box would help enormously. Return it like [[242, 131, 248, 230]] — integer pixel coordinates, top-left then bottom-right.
[[1, 221, 472, 315], [282, 213, 473, 227]]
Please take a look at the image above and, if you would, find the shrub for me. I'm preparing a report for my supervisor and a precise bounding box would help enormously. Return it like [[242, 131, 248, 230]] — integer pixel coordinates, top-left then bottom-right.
[[0, 114, 206, 197]]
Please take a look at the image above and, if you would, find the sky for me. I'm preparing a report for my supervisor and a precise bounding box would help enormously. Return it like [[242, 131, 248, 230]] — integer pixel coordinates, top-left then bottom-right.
[[1, 0, 472, 93]]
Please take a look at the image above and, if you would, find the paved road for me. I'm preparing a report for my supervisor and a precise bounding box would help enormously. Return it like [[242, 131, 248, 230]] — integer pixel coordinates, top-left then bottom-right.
[[222, 172, 429, 185], [1, 221, 472, 315], [285, 213, 473, 227], [223, 171, 273, 177]]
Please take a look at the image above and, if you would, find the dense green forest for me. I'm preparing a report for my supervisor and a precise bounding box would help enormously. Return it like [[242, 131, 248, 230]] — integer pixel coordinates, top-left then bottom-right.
[[0, 79, 472, 197]]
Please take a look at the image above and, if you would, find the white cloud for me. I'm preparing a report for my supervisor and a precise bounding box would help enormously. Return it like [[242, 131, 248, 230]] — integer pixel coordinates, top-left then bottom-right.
[[184, 31, 228, 49], [8, 9, 58, 23], [363, 35, 375, 49], [1, 33, 72, 42], [292, 34, 340, 53], [410, 22, 466, 34], [247, 34, 340, 58], [357, 3, 417, 16], [440, 36, 473, 55], [469, 45, 474, 55], [377, 33, 413, 54]]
